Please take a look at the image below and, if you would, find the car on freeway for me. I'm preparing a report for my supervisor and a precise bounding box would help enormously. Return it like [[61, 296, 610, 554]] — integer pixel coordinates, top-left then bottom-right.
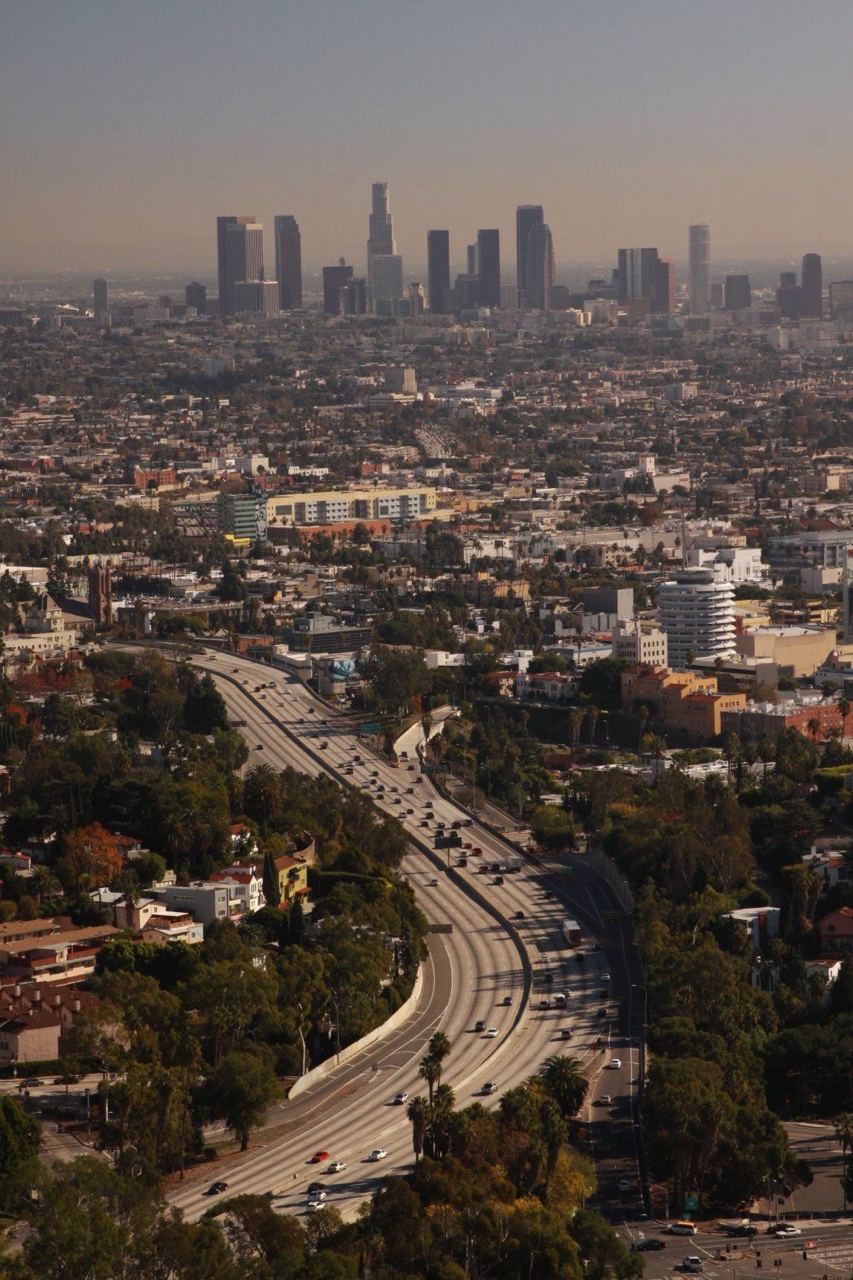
[[255, 743, 264, 750], [560, 1027, 573, 1039], [367, 1148, 387, 1161], [474, 1019, 486, 1032], [307, 1189, 327, 1202], [457, 856, 468, 866], [204, 1181, 229, 1196], [393, 1091, 409, 1104], [493, 875, 504, 885], [542, 973, 553, 984], [539, 998, 550, 1010], [609, 1057, 622, 1069], [601, 971, 611, 982], [481, 1082, 498, 1095], [310, 1151, 330, 1164], [328, 1161, 346, 1173], [485, 1027, 498, 1038], [420, 819, 430, 827], [500, 995, 512, 1006], [597, 1007, 607, 1017], [427, 877, 439, 887], [306, 1201, 322, 1212], [618, 1178, 632, 1192], [768, 1224, 801, 1237], [513, 910, 525, 920], [307, 1182, 325, 1195]]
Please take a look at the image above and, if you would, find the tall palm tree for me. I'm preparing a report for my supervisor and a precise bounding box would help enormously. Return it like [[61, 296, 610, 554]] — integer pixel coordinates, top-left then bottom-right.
[[836, 1113, 853, 1211], [418, 1055, 440, 1107], [568, 707, 585, 750], [406, 1095, 429, 1162], [586, 705, 600, 746], [539, 1055, 589, 1119], [636, 704, 650, 756]]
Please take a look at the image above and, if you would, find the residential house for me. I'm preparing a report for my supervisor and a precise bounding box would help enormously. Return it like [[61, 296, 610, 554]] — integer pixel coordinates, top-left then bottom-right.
[[0, 983, 99, 1065], [817, 907, 853, 954]]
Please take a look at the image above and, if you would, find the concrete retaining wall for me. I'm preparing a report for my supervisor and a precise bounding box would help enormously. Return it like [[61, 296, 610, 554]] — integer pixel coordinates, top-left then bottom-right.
[[288, 962, 425, 1100]]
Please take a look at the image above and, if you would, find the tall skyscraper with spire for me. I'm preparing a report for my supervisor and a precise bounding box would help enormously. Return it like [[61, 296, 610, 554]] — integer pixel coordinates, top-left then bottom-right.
[[516, 205, 544, 308], [688, 224, 711, 315], [274, 215, 303, 310], [525, 222, 554, 310], [367, 182, 395, 270]]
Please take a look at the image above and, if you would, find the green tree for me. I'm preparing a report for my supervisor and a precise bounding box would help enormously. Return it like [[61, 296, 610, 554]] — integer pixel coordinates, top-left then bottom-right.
[[261, 848, 280, 908], [539, 1055, 589, 1119], [0, 1097, 41, 1214], [201, 1050, 279, 1150]]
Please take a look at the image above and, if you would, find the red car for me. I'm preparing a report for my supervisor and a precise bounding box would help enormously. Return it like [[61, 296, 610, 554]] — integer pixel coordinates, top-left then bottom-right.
[[310, 1150, 330, 1164]]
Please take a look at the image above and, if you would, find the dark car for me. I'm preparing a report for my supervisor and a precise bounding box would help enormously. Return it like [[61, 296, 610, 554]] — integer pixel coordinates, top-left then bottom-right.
[[597, 1007, 607, 1017], [634, 1239, 666, 1252], [205, 1181, 229, 1196]]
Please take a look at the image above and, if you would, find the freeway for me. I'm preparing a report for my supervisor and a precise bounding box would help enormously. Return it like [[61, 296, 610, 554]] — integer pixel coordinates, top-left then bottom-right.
[[164, 648, 641, 1221]]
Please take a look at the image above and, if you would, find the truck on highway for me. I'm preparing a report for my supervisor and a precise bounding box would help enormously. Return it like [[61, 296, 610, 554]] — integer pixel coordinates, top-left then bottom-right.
[[486, 857, 523, 874], [562, 919, 582, 946]]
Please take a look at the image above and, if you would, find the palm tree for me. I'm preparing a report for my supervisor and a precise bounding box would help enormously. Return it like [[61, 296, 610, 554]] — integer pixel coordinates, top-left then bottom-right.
[[418, 1055, 440, 1107], [539, 1055, 589, 1118], [406, 1095, 429, 1162], [429, 1083, 457, 1160], [568, 706, 585, 750], [837, 1113, 853, 1211], [636, 704, 650, 755], [427, 1031, 451, 1074], [585, 705, 600, 746], [807, 717, 821, 748]]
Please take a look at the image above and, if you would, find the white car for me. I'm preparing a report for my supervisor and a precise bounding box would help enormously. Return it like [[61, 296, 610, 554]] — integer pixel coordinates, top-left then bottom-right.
[[601, 972, 611, 982], [308, 1189, 327, 1202], [328, 1161, 346, 1173], [485, 1027, 498, 1038], [393, 1091, 409, 1105], [770, 1224, 801, 1237], [306, 1201, 321, 1213], [609, 1057, 622, 1070], [367, 1148, 387, 1161]]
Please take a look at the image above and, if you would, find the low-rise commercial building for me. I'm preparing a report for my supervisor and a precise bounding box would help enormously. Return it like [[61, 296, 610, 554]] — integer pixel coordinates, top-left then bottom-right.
[[267, 486, 436, 528]]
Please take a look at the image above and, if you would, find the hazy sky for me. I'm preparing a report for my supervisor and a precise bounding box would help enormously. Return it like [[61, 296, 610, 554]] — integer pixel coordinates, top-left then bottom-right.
[[3, 0, 853, 276]]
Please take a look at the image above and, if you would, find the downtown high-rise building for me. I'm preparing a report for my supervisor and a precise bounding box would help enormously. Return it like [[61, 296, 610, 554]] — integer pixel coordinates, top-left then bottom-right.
[[516, 205, 544, 308], [688, 224, 711, 315], [92, 277, 109, 319], [801, 253, 823, 319], [524, 222, 554, 310], [185, 281, 207, 314], [367, 182, 395, 270], [217, 216, 263, 315], [616, 248, 673, 313], [323, 260, 354, 315], [477, 229, 501, 308], [724, 273, 751, 311], [369, 254, 404, 316], [427, 230, 451, 313], [274, 215, 302, 310]]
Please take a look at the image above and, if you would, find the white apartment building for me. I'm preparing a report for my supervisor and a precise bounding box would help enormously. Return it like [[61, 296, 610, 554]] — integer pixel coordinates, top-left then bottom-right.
[[266, 486, 436, 528], [658, 570, 736, 670], [685, 545, 767, 585], [612, 619, 669, 667]]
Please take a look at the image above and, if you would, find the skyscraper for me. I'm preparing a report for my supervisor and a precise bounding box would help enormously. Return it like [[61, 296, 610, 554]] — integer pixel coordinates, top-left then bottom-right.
[[724, 274, 751, 311], [516, 205, 544, 308], [655, 259, 675, 314], [688, 224, 711, 315], [801, 253, 823, 319], [467, 243, 478, 275], [524, 222, 554, 310], [477, 229, 501, 308], [93, 277, 109, 319], [367, 182, 395, 272], [617, 248, 670, 311], [369, 254, 404, 316], [216, 215, 256, 315], [274, 215, 303, 310], [427, 230, 451, 313], [233, 280, 279, 317], [185, 281, 207, 314], [323, 260, 353, 315], [777, 272, 801, 320]]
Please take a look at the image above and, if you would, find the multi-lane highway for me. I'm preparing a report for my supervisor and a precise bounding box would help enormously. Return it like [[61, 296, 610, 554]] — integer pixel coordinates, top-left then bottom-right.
[[162, 647, 642, 1222]]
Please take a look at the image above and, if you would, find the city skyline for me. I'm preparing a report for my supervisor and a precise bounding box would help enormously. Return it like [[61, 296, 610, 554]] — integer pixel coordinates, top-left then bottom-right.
[[5, 1, 853, 273]]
